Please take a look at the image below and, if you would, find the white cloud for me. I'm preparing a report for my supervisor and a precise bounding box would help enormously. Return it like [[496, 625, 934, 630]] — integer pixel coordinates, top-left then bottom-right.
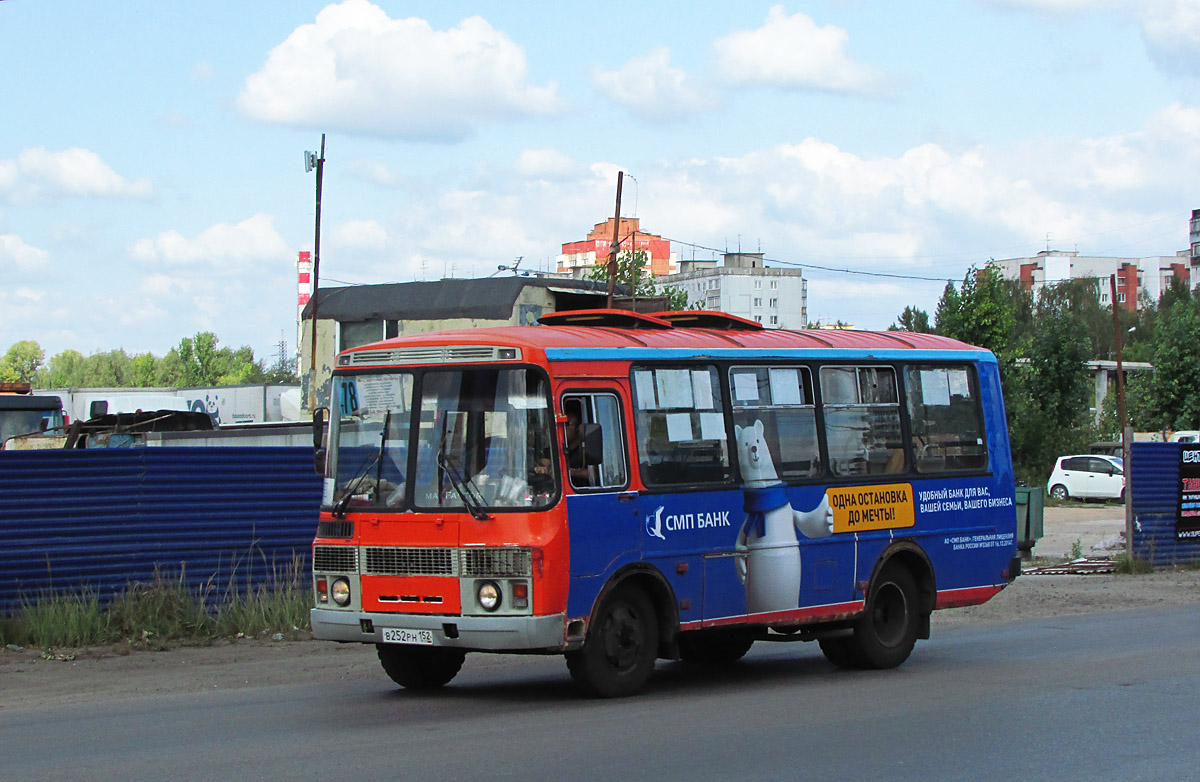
[[0, 147, 153, 204], [712, 6, 892, 96], [1141, 0, 1200, 76], [237, 0, 564, 140], [513, 149, 579, 180], [991, 0, 1200, 76], [330, 219, 391, 253], [129, 213, 289, 267], [347, 158, 405, 188], [0, 234, 51, 271], [592, 48, 714, 123]]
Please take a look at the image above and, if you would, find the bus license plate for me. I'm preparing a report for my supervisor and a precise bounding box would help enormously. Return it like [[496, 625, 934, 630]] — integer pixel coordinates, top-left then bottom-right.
[[382, 628, 434, 646]]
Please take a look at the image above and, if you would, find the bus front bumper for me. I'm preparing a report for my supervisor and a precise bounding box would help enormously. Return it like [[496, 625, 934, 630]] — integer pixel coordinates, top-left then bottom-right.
[[311, 608, 568, 652]]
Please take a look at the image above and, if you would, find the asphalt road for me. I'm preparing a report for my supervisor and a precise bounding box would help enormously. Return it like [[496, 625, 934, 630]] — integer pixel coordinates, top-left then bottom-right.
[[3, 606, 1196, 782]]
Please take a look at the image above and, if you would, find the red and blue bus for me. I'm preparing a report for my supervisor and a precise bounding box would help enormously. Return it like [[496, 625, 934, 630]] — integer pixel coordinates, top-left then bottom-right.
[[310, 310, 1019, 697]]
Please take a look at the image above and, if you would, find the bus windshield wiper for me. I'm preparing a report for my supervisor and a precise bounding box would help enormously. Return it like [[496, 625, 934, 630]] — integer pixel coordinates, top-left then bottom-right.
[[437, 449, 492, 521], [332, 412, 390, 518]]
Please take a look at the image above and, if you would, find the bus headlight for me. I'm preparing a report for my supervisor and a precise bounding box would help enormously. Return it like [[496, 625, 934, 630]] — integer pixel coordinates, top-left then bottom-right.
[[331, 577, 352, 607], [477, 581, 501, 612]]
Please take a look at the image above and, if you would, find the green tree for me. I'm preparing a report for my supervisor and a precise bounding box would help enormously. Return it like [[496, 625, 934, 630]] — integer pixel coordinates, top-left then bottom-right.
[[40, 349, 87, 388], [0, 340, 45, 383], [1148, 293, 1200, 430], [588, 250, 690, 311], [934, 264, 1017, 358], [889, 306, 931, 333]]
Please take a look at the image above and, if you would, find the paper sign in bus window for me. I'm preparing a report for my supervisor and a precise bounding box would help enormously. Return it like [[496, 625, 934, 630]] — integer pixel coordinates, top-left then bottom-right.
[[357, 375, 407, 412], [656, 369, 695, 409], [699, 412, 725, 441], [634, 371, 658, 410], [949, 369, 970, 398], [921, 370, 951, 406], [733, 373, 759, 402], [666, 413, 694, 442], [692, 371, 715, 409], [769, 368, 803, 405]]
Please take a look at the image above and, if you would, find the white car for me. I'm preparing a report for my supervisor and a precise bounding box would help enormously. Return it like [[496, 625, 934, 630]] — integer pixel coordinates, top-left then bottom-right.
[[1046, 455, 1125, 501]]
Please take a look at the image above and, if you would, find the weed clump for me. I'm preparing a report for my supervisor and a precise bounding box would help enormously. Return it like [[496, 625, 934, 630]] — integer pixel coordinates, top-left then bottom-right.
[[0, 557, 311, 650]]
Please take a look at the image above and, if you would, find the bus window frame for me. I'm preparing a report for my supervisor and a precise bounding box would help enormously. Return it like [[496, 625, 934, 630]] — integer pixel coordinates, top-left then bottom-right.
[[559, 390, 631, 493], [903, 362, 990, 475], [629, 362, 737, 492], [330, 363, 561, 514]]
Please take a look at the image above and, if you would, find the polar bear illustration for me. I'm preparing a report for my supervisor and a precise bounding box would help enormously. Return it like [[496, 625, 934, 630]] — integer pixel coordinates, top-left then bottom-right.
[[734, 420, 833, 614]]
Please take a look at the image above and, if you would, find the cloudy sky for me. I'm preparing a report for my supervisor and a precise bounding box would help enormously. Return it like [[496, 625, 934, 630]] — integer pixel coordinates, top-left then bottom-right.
[[3, 0, 1199, 361]]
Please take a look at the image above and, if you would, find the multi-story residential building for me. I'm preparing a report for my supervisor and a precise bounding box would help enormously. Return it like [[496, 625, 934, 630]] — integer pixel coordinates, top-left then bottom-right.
[[992, 250, 1192, 311], [656, 252, 807, 329], [556, 217, 677, 278]]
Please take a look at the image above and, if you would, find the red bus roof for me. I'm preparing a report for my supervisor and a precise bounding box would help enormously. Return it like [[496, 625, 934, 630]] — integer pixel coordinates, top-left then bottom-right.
[[338, 309, 985, 361]]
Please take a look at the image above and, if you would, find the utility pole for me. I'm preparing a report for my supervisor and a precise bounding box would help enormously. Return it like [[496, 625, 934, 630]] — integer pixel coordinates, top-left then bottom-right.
[[606, 171, 624, 309], [305, 134, 326, 410], [1111, 274, 1132, 561]]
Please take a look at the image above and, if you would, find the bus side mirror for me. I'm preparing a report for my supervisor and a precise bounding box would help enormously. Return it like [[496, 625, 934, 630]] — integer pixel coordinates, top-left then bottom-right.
[[312, 407, 328, 475], [581, 423, 603, 465]]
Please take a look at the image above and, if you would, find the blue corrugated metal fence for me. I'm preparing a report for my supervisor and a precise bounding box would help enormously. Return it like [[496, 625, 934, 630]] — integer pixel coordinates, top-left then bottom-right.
[[0, 447, 321, 613], [1130, 442, 1200, 566]]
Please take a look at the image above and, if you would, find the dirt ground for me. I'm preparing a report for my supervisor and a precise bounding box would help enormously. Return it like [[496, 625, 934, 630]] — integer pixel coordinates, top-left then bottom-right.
[[2, 503, 1197, 709]]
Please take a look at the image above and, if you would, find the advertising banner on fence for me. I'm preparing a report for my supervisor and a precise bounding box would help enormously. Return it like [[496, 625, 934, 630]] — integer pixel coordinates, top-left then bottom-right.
[[1178, 445, 1200, 540]]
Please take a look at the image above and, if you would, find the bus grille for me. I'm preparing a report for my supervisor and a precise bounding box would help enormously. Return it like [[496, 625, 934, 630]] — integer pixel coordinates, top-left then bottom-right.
[[341, 345, 520, 366], [364, 547, 455, 576], [313, 545, 358, 573], [460, 548, 532, 578]]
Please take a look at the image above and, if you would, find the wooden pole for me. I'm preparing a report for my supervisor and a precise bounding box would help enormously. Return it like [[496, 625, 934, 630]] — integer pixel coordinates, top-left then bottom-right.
[[606, 171, 623, 309], [308, 134, 325, 411], [1111, 274, 1132, 561]]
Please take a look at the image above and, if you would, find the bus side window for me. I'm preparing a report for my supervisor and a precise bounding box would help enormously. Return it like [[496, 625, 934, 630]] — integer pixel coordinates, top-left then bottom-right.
[[728, 365, 820, 481], [904, 365, 987, 473], [631, 366, 732, 487], [820, 366, 903, 477], [562, 393, 628, 491]]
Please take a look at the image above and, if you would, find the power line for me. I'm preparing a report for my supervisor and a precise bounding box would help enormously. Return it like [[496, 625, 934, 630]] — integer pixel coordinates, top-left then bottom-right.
[[660, 235, 961, 283]]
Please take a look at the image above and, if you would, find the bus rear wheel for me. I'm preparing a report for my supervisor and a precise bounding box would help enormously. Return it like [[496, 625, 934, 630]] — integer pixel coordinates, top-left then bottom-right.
[[567, 585, 658, 697], [849, 565, 920, 669], [678, 629, 755, 664], [376, 644, 466, 690], [818, 635, 864, 669]]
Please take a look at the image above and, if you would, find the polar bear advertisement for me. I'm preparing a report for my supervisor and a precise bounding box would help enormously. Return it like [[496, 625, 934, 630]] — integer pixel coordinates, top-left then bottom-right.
[[734, 420, 833, 614]]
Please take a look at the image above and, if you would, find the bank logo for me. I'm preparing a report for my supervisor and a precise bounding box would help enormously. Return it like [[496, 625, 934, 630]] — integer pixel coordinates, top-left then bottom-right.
[[645, 506, 666, 541], [645, 505, 731, 541]]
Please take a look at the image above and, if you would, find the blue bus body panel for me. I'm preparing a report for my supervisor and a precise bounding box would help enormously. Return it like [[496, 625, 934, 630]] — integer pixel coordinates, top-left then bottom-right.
[[563, 357, 1017, 625], [565, 475, 1016, 623]]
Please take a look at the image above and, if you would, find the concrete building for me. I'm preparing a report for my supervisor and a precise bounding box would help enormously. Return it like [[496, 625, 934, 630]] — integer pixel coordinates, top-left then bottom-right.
[[298, 277, 610, 409], [992, 250, 1192, 311], [556, 217, 677, 278], [656, 252, 807, 329]]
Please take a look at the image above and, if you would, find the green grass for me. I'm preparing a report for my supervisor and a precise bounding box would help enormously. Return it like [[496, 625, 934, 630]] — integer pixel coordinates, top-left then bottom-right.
[[0, 559, 312, 650], [1111, 552, 1154, 575]]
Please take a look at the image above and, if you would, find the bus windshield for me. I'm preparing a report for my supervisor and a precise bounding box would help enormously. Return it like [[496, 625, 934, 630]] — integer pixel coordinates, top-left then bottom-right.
[[330, 373, 414, 511], [414, 368, 556, 511], [329, 367, 556, 512]]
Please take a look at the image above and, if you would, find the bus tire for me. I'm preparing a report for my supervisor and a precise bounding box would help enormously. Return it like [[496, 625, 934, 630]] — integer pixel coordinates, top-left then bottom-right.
[[376, 644, 466, 690], [818, 636, 864, 669], [566, 585, 658, 697], [850, 565, 920, 669], [678, 629, 755, 664]]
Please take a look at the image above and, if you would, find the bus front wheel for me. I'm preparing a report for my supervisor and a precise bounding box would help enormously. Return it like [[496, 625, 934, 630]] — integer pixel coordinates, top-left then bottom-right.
[[376, 644, 466, 690], [567, 585, 658, 697]]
